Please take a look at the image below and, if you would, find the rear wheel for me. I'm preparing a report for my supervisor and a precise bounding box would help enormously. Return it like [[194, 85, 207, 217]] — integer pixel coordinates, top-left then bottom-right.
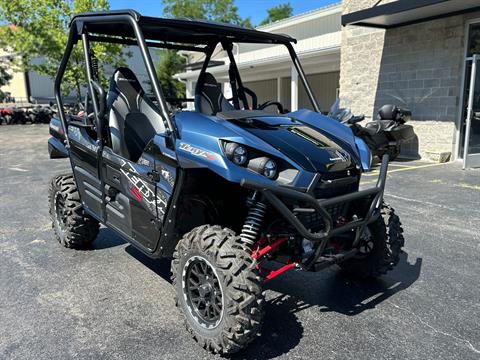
[[172, 225, 264, 354], [48, 174, 99, 248], [339, 203, 404, 279]]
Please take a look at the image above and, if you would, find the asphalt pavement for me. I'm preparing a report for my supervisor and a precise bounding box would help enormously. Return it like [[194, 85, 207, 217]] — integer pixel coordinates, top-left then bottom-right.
[[1, 124, 479, 359]]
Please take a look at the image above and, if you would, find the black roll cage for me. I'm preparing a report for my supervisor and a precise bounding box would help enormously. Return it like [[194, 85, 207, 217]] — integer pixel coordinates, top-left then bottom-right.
[[54, 10, 321, 149]]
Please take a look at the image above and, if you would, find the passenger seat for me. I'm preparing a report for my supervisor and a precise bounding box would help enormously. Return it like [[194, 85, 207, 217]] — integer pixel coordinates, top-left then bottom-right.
[[194, 72, 234, 115]]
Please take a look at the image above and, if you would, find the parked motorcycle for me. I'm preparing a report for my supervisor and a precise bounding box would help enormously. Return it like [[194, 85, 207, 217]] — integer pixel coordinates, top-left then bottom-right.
[[28, 105, 54, 124], [329, 100, 415, 161]]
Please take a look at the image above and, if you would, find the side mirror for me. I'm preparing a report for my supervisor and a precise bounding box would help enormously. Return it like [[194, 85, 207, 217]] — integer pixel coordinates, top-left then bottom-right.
[[89, 80, 106, 121]]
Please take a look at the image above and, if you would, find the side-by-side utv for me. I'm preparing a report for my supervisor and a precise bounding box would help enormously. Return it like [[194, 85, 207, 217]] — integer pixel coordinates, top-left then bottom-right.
[[48, 10, 404, 354]]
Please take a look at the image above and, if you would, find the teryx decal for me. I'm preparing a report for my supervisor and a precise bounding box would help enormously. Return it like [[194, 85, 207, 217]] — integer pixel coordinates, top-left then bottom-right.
[[120, 160, 167, 217], [179, 142, 216, 161], [129, 186, 143, 202]]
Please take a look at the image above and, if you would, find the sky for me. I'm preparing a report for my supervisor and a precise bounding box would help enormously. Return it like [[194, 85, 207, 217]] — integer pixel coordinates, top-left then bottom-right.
[[109, 0, 339, 27]]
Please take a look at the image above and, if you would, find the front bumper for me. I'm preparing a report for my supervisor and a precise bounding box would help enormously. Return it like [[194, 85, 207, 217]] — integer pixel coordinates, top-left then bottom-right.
[[241, 155, 389, 243]]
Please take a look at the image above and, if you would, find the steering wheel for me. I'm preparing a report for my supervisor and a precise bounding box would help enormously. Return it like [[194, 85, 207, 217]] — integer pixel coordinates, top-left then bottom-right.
[[258, 100, 285, 114]]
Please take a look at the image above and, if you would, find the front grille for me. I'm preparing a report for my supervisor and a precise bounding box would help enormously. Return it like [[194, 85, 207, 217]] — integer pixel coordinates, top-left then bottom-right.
[[313, 168, 359, 199], [299, 203, 347, 232], [297, 168, 360, 232]]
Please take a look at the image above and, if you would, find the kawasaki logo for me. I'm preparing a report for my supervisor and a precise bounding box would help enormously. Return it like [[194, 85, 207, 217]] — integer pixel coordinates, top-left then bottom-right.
[[329, 149, 350, 163]]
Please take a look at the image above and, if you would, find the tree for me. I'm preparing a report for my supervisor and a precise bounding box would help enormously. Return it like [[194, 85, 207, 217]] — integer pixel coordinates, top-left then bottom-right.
[[158, 0, 252, 98], [162, 0, 252, 27], [0, 0, 127, 102], [0, 60, 13, 102], [259, 3, 293, 26], [156, 49, 186, 99]]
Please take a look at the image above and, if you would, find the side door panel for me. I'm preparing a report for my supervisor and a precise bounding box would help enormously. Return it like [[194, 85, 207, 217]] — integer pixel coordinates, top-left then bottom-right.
[[67, 124, 103, 219], [102, 148, 161, 252], [146, 135, 181, 257]]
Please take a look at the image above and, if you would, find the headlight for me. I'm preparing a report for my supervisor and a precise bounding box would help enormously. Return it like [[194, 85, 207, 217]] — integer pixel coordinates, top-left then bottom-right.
[[248, 157, 278, 180], [224, 142, 248, 165]]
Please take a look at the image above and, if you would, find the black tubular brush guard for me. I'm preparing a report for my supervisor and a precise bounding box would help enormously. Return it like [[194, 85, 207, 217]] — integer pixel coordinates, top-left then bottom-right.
[[241, 155, 389, 249]]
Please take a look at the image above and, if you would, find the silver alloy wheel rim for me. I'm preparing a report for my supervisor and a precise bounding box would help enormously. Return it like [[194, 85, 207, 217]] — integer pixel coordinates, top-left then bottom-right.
[[182, 255, 224, 329]]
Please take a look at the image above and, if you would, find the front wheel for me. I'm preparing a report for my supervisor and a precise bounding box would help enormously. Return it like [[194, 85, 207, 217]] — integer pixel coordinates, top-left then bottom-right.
[[339, 203, 404, 279], [171, 225, 264, 354]]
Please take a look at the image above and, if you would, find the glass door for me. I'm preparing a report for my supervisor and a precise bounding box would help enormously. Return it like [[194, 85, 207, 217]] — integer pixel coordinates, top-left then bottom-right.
[[461, 23, 480, 168]]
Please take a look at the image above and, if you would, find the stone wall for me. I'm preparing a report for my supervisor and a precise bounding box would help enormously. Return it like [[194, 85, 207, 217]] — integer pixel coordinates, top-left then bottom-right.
[[340, 0, 469, 159]]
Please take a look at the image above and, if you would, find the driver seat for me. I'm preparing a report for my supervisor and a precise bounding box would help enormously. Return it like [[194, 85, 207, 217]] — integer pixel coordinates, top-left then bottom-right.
[[195, 72, 234, 115], [106, 67, 165, 162]]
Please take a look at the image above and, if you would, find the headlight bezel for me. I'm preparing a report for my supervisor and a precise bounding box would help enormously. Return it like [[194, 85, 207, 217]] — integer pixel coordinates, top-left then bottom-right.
[[220, 140, 296, 183], [224, 142, 248, 166], [247, 156, 279, 180]]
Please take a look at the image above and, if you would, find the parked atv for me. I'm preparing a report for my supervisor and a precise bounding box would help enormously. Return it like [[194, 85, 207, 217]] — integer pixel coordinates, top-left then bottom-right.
[[0, 107, 13, 125], [330, 101, 415, 161], [48, 10, 404, 355], [28, 105, 54, 124], [7, 107, 27, 124]]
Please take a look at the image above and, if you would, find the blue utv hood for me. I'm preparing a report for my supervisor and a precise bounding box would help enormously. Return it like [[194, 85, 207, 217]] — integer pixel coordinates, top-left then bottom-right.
[[173, 109, 361, 185], [227, 114, 358, 173]]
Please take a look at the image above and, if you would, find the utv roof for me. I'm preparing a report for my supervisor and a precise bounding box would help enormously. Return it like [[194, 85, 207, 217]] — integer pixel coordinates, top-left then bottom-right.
[[71, 9, 296, 45]]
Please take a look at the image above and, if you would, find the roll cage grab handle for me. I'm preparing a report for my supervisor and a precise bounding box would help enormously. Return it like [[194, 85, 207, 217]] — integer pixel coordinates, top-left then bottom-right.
[[54, 14, 175, 147]]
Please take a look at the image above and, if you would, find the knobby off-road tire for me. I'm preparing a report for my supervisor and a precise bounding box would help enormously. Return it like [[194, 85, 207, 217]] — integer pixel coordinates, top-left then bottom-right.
[[172, 225, 264, 354], [339, 203, 404, 279], [48, 174, 99, 249]]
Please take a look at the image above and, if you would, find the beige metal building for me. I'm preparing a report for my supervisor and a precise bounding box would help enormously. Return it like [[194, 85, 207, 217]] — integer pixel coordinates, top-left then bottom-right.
[[0, 49, 29, 103]]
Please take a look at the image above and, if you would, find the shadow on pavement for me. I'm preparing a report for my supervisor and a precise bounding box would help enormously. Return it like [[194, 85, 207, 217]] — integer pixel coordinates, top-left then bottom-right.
[[232, 295, 304, 360], [318, 252, 422, 316], [91, 228, 126, 250], [125, 245, 173, 283], [89, 229, 173, 281], [89, 229, 422, 359], [268, 252, 421, 317], [235, 252, 422, 359]]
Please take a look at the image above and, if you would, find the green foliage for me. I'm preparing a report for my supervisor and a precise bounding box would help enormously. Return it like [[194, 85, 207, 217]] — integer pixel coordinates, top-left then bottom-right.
[[158, 0, 252, 98], [0, 0, 127, 101], [162, 0, 251, 27], [259, 3, 293, 26], [0, 59, 13, 101], [156, 49, 186, 99]]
